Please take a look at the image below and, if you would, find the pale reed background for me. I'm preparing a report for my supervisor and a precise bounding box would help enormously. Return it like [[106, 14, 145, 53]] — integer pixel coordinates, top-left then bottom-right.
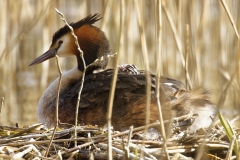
[[0, 0, 239, 126]]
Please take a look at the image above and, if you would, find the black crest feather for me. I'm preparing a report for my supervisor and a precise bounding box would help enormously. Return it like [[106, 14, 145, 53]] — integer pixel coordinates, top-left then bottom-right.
[[51, 13, 101, 45]]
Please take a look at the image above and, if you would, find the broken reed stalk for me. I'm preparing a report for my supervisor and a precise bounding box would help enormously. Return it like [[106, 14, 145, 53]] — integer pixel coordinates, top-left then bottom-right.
[[162, 0, 192, 89], [133, 1, 151, 154], [55, 8, 86, 147], [155, 1, 170, 159], [126, 126, 133, 149], [124, 126, 133, 159], [185, 24, 191, 90], [0, 97, 4, 113]]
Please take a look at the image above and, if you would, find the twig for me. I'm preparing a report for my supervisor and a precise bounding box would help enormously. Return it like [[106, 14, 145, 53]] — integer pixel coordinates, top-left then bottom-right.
[[0, 97, 4, 113], [8, 124, 42, 138], [126, 126, 133, 148], [124, 126, 133, 159], [44, 55, 62, 157], [55, 8, 86, 148], [44, 125, 57, 157], [55, 55, 62, 126], [87, 53, 116, 69]]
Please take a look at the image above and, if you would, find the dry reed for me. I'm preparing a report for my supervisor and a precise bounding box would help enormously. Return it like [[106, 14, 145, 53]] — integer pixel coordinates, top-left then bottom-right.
[[0, 0, 240, 159]]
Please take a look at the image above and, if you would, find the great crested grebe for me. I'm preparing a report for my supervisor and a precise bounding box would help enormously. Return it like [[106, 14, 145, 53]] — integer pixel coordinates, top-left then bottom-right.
[[30, 14, 217, 131]]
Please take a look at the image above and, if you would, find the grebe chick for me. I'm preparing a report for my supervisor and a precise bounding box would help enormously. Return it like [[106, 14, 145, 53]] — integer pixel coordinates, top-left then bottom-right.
[[30, 14, 217, 132]]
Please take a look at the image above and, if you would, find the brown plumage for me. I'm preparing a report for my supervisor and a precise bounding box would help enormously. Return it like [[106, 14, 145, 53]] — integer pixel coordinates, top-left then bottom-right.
[[30, 13, 216, 132]]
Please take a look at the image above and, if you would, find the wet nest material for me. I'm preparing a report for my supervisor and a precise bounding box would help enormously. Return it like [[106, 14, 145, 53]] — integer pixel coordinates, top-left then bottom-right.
[[0, 120, 239, 160]]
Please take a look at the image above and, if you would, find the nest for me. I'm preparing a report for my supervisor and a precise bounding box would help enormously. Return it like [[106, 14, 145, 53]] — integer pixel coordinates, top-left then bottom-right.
[[0, 119, 238, 160]]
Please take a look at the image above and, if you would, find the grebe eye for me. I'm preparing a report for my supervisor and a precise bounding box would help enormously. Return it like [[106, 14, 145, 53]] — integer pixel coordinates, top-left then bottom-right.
[[59, 40, 63, 45]]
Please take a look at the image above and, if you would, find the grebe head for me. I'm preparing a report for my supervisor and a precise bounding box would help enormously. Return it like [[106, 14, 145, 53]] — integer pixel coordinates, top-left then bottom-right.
[[29, 13, 110, 73]]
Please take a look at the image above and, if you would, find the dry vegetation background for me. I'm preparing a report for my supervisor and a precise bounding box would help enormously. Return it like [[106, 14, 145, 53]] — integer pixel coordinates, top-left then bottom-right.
[[0, 0, 239, 127]]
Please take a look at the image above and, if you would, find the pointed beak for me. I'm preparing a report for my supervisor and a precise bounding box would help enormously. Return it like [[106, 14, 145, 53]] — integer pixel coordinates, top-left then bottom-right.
[[29, 48, 58, 66]]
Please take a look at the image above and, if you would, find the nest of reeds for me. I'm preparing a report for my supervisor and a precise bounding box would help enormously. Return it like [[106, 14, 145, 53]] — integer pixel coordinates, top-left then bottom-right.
[[0, 117, 239, 160]]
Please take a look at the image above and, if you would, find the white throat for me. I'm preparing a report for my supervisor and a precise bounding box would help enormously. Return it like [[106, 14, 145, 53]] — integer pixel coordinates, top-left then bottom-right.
[[37, 66, 82, 126]]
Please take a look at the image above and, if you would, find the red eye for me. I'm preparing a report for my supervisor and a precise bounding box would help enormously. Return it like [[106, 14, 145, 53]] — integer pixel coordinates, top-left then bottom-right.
[[59, 40, 63, 45]]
